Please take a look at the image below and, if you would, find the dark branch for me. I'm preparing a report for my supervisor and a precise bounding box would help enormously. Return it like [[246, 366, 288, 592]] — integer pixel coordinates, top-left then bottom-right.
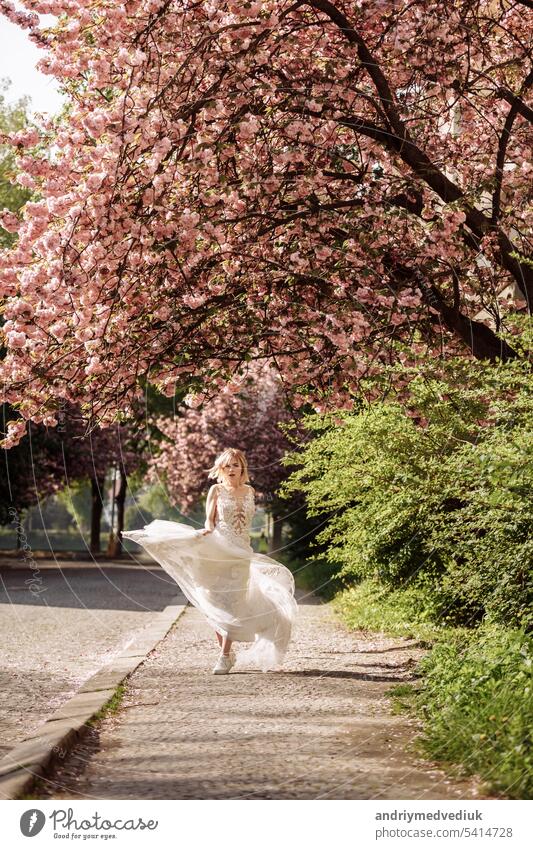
[[493, 69, 533, 222], [495, 88, 533, 125]]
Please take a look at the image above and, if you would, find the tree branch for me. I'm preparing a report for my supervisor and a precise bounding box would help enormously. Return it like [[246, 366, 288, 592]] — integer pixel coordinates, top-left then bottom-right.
[[303, 0, 533, 305], [493, 68, 533, 223], [495, 88, 533, 125], [413, 271, 517, 362]]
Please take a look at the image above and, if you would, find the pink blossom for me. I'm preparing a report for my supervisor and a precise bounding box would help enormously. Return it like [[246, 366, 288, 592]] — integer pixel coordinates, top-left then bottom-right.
[[6, 331, 26, 348], [0, 209, 20, 232], [0, 0, 529, 448]]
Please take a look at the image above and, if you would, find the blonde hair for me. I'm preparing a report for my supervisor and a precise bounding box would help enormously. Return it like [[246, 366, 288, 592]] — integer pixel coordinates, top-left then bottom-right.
[[206, 448, 250, 486]]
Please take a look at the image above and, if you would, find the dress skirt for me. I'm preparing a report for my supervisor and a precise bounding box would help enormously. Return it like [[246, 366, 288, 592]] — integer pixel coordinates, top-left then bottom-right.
[[122, 519, 298, 671]]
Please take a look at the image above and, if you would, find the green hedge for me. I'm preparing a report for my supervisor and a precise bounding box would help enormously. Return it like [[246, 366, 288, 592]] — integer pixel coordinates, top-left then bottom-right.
[[333, 580, 532, 798], [280, 348, 533, 629], [279, 326, 532, 797]]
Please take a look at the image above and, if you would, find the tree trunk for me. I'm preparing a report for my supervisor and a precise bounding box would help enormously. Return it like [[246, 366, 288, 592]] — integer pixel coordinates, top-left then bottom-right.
[[268, 512, 283, 554], [15, 514, 23, 551], [90, 474, 105, 554], [436, 302, 516, 362], [416, 273, 518, 362], [115, 463, 127, 558]]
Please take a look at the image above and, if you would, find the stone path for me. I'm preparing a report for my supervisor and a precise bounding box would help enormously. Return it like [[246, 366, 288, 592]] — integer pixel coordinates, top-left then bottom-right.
[[36, 593, 486, 800]]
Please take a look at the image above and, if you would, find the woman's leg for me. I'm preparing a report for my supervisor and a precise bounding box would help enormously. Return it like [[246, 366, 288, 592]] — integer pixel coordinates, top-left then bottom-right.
[[216, 630, 232, 655]]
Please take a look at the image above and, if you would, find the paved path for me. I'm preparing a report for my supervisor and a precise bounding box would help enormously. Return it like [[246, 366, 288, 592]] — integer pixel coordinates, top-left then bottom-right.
[[36, 593, 485, 800], [0, 560, 181, 756]]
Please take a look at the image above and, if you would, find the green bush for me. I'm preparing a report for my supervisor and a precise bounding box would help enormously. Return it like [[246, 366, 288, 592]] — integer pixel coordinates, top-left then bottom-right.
[[280, 323, 532, 796], [292, 555, 346, 600], [280, 345, 533, 629]]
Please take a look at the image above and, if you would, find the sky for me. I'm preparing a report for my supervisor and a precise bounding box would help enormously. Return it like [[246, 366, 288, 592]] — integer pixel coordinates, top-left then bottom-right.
[[0, 11, 65, 117]]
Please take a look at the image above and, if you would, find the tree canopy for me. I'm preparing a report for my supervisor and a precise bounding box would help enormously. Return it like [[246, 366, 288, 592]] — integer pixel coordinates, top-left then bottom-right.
[[0, 1, 531, 449]]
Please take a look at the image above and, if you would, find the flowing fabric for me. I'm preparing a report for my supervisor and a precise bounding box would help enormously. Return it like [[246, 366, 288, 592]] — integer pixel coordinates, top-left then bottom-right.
[[122, 486, 298, 671]]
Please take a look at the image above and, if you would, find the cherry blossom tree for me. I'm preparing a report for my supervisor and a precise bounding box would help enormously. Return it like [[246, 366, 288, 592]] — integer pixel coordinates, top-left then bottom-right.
[[0, 1, 531, 451], [148, 359, 304, 550]]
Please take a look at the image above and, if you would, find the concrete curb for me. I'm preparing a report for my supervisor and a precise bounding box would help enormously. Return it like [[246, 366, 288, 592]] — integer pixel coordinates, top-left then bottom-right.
[[0, 599, 187, 800]]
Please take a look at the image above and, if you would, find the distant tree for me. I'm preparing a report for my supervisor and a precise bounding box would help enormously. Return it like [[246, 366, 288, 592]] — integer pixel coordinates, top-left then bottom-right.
[[0, 409, 68, 542], [1, 398, 144, 553], [150, 360, 306, 551], [0, 78, 32, 249], [56, 403, 144, 554]]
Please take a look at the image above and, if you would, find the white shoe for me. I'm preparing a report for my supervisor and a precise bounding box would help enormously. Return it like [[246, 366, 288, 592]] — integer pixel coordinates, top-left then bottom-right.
[[213, 652, 235, 674], [221, 646, 236, 666]]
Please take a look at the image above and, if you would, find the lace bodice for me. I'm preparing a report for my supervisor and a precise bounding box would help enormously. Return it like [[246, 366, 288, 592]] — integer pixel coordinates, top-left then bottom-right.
[[215, 485, 255, 550]]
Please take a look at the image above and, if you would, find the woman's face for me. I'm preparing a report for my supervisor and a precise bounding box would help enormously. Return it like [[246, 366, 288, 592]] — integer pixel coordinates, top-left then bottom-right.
[[221, 458, 243, 484]]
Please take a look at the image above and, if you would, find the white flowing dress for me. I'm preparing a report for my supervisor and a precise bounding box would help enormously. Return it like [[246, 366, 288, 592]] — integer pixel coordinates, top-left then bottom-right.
[[122, 485, 298, 671]]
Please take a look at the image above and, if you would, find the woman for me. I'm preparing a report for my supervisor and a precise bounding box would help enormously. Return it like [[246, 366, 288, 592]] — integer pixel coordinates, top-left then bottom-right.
[[122, 448, 298, 673]]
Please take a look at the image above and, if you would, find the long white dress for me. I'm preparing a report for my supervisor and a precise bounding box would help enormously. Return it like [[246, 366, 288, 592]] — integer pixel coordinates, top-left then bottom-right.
[[121, 485, 298, 671]]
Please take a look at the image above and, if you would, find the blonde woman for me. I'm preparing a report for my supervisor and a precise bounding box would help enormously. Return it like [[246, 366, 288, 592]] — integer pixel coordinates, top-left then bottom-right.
[[123, 448, 298, 674]]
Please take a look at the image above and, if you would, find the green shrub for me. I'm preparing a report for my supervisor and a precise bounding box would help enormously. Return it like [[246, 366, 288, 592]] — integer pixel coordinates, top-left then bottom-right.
[[333, 578, 532, 798], [280, 343, 533, 629], [292, 555, 346, 600], [280, 323, 532, 796]]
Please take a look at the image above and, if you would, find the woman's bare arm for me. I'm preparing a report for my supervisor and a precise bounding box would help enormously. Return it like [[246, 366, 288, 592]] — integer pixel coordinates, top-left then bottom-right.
[[201, 484, 218, 533]]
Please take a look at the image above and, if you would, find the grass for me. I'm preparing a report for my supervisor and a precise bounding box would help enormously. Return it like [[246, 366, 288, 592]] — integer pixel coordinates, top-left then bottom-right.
[[333, 578, 533, 799], [331, 578, 462, 643], [387, 682, 419, 715], [86, 683, 127, 726], [414, 626, 533, 799], [0, 528, 95, 552], [18, 776, 50, 801]]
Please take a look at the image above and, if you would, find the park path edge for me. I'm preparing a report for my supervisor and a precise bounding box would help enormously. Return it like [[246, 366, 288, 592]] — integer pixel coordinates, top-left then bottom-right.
[[0, 599, 187, 800]]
